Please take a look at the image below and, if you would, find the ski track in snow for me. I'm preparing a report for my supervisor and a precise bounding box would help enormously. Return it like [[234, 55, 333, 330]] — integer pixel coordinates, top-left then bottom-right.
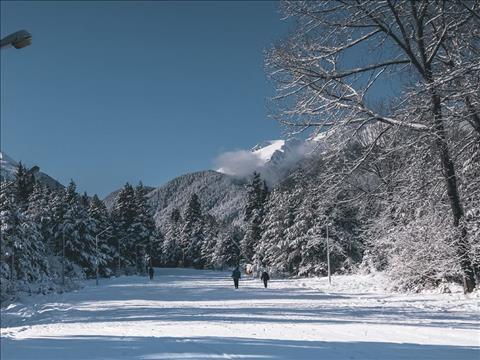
[[1, 268, 479, 360]]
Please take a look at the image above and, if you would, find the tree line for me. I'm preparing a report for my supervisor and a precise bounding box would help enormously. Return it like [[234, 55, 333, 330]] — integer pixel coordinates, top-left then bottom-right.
[[0, 164, 245, 301], [0, 165, 159, 301]]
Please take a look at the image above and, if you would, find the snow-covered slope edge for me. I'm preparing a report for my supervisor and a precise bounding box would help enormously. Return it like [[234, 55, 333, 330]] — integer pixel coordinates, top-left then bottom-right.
[[0, 151, 64, 190]]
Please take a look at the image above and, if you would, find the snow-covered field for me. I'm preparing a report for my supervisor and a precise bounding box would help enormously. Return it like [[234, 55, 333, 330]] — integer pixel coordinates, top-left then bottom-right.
[[1, 268, 479, 360]]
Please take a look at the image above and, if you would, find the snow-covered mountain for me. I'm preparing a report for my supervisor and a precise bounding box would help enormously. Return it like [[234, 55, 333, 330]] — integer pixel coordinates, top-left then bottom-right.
[[216, 136, 327, 184], [104, 139, 321, 230], [102, 136, 331, 231], [104, 170, 247, 229], [104, 137, 321, 230], [0, 151, 64, 190]]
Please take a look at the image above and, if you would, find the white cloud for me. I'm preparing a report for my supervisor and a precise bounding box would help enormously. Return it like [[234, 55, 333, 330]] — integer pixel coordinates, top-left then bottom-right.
[[214, 138, 322, 184], [214, 149, 265, 178]]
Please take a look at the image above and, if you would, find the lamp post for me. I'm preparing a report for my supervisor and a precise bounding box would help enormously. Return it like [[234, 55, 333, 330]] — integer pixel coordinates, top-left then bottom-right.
[[95, 226, 112, 286], [117, 236, 121, 275], [1, 30, 31, 292], [62, 233, 65, 286], [1, 30, 32, 49], [326, 221, 332, 286], [135, 243, 141, 274], [116, 234, 129, 276], [4, 250, 15, 293]]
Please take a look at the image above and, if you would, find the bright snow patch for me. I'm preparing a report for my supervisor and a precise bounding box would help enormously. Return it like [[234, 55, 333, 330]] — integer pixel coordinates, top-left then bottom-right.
[[0, 151, 19, 181], [215, 140, 286, 177], [252, 140, 285, 162], [1, 268, 479, 360]]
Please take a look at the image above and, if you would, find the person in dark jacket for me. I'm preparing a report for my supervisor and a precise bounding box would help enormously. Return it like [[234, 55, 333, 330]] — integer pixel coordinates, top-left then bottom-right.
[[231, 267, 241, 289], [260, 271, 270, 288], [148, 266, 154, 280]]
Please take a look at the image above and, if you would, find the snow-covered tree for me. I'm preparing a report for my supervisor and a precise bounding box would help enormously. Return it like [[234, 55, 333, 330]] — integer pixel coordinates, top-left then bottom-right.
[[1, 188, 23, 297], [241, 173, 269, 263], [162, 208, 183, 267], [1, 185, 49, 297], [56, 181, 97, 278], [182, 193, 204, 268], [112, 183, 138, 267], [201, 214, 219, 268], [14, 163, 36, 206], [213, 225, 242, 269], [133, 183, 156, 273], [149, 226, 164, 267], [89, 195, 115, 276]]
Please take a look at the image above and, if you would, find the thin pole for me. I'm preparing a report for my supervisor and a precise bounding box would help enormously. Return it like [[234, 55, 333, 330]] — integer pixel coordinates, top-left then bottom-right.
[[11, 249, 15, 293], [135, 244, 138, 274], [326, 222, 331, 285], [149, 238, 152, 268], [62, 233, 65, 286], [117, 236, 121, 275], [95, 234, 99, 286]]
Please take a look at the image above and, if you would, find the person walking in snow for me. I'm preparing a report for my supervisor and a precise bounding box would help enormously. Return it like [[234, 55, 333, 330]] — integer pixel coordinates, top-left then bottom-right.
[[260, 271, 270, 288], [231, 266, 241, 289], [148, 266, 154, 280]]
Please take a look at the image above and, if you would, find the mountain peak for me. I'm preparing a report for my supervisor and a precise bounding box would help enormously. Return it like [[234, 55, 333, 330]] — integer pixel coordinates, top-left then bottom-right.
[[215, 137, 320, 183], [251, 140, 285, 161], [0, 151, 19, 182]]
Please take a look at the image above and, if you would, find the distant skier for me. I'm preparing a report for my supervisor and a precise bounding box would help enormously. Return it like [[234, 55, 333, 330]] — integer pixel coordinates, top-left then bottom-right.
[[148, 266, 154, 280], [261, 271, 270, 288], [231, 266, 241, 289]]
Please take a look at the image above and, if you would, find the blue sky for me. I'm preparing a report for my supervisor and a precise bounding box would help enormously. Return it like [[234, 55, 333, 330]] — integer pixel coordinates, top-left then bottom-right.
[[1, 1, 289, 197]]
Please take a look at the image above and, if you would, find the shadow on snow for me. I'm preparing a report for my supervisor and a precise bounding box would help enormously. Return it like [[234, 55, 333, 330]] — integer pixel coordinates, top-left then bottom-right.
[[1, 335, 478, 360]]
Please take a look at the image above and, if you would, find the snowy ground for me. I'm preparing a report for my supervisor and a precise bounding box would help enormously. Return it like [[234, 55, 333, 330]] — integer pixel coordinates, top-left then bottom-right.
[[1, 268, 479, 360]]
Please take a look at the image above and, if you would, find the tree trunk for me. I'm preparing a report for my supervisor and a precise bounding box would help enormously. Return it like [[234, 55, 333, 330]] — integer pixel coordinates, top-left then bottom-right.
[[465, 96, 480, 136], [431, 91, 476, 293]]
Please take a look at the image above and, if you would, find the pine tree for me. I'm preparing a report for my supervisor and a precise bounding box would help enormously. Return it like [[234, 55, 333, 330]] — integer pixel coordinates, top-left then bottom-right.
[[241, 172, 269, 263], [242, 209, 262, 263], [162, 208, 183, 267], [133, 183, 156, 273], [256, 188, 290, 272], [182, 193, 204, 268], [17, 209, 48, 287], [89, 195, 115, 276], [1, 186, 48, 296], [213, 225, 242, 268], [0, 188, 23, 296], [58, 181, 97, 278], [26, 183, 55, 253], [149, 226, 164, 267], [244, 172, 264, 222], [79, 192, 90, 208], [114, 183, 138, 268], [201, 214, 219, 268], [14, 162, 36, 206]]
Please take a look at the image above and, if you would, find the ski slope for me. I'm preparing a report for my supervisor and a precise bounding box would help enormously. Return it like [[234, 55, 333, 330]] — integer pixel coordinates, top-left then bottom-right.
[[1, 268, 479, 360]]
